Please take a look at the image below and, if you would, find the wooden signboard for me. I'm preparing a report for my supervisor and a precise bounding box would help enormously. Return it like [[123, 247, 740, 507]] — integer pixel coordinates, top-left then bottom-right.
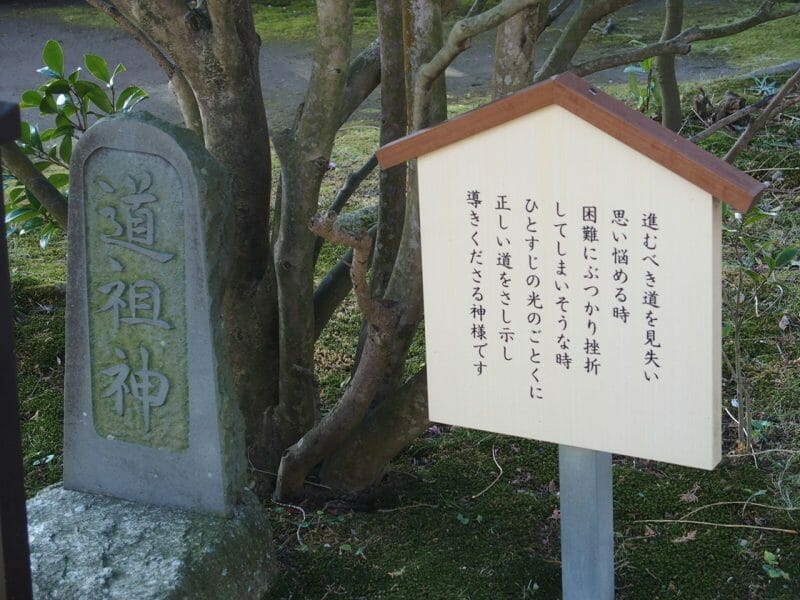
[[378, 73, 764, 470]]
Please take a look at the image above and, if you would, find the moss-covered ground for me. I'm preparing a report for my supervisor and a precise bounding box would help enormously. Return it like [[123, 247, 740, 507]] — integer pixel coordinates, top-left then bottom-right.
[[6, 2, 800, 598]]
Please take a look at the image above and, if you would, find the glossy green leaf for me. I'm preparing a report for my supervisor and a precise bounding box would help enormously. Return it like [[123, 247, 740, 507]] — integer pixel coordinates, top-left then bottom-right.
[[38, 94, 58, 116], [68, 68, 82, 84], [5, 206, 37, 224], [744, 269, 763, 285], [20, 90, 43, 108], [116, 86, 148, 112], [775, 247, 799, 268], [19, 216, 45, 233], [744, 209, 773, 227], [47, 172, 69, 188], [42, 40, 65, 76], [109, 63, 126, 87], [59, 135, 73, 163], [36, 66, 61, 79], [18, 121, 31, 145], [84, 54, 111, 84], [86, 88, 114, 113], [55, 113, 73, 129], [42, 79, 71, 94], [8, 187, 25, 203], [29, 125, 43, 151], [40, 128, 59, 142], [72, 79, 102, 99]]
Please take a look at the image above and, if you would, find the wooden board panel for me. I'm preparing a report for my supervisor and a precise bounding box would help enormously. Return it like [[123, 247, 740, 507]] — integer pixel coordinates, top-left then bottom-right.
[[418, 105, 721, 469], [379, 73, 764, 213]]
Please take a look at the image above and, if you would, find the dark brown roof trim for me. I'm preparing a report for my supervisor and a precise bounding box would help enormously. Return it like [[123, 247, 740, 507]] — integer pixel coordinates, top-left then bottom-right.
[[376, 72, 764, 212]]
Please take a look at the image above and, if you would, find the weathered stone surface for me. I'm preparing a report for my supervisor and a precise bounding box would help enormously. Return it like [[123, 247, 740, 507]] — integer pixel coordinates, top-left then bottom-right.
[[64, 112, 244, 515], [27, 485, 273, 599]]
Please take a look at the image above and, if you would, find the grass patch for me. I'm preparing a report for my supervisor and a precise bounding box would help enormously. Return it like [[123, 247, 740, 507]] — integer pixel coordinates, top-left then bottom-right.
[[8, 232, 67, 496], [25, 3, 117, 29], [252, 0, 378, 42]]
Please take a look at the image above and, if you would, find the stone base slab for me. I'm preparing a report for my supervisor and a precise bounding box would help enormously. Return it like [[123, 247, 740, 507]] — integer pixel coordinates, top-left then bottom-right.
[[27, 485, 273, 599]]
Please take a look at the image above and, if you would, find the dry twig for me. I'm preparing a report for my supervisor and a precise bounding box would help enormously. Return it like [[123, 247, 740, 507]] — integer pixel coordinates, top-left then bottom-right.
[[632, 518, 798, 535], [471, 445, 504, 499]]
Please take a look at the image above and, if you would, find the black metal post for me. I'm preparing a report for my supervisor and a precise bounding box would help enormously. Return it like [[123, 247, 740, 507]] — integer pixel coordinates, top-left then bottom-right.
[[0, 101, 33, 600]]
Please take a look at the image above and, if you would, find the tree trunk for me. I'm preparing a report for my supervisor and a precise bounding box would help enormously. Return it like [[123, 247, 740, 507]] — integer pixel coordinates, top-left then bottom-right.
[[535, 0, 636, 81], [657, 0, 684, 131], [492, 2, 549, 99], [320, 369, 428, 491], [266, 0, 357, 471]]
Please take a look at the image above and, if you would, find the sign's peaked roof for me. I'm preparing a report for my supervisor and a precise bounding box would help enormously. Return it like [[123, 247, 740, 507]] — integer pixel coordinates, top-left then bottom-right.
[[376, 72, 764, 212]]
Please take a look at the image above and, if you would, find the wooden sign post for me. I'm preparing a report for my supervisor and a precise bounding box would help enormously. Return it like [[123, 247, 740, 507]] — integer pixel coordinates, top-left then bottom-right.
[[377, 73, 764, 597], [0, 102, 33, 600]]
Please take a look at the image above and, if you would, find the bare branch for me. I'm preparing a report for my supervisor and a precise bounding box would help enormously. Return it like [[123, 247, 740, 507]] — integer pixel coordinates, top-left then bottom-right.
[[338, 39, 382, 127], [535, 0, 636, 81], [1, 143, 68, 229], [313, 225, 377, 340], [689, 96, 771, 144], [86, 0, 176, 77], [309, 212, 393, 329], [313, 154, 378, 265], [725, 66, 800, 164], [546, 0, 576, 26], [573, 1, 800, 78], [414, 0, 549, 129], [466, 0, 488, 18]]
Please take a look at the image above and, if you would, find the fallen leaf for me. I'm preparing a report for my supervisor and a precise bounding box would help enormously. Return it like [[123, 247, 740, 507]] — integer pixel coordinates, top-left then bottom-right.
[[644, 525, 656, 538], [779, 315, 791, 331], [388, 567, 406, 578], [680, 483, 700, 503], [672, 530, 697, 544], [549, 508, 561, 521]]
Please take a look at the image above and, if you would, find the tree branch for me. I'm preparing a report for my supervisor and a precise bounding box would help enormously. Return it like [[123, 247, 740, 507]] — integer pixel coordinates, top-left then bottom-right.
[[572, 1, 800, 78], [86, 0, 203, 134], [1, 143, 68, 229], [657, 0, 684, 131], [313, 154, 378, 265], [689, 95, 772, 143], [338, 39, 382, 127], [309, 212, 394, 330], [414, 0, 549, 129], [319, 368, 429, 491], [546, 0, 576, 26], [725, 65, 800, 164], [535, 0, 636, 81], [313, 226, 377, 340]]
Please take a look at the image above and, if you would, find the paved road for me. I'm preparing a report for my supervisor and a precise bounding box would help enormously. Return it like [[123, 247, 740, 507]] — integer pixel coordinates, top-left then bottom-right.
[[0, 1, 778, 130]]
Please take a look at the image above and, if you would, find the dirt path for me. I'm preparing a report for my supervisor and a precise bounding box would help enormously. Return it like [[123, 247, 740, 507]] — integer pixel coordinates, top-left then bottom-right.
[[0, 1, 788, 129]]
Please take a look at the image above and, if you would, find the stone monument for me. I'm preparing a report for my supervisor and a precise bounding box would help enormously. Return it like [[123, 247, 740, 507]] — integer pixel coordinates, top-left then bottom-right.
[[27, 112, 273, 598], [63, 111, 243, 515]]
